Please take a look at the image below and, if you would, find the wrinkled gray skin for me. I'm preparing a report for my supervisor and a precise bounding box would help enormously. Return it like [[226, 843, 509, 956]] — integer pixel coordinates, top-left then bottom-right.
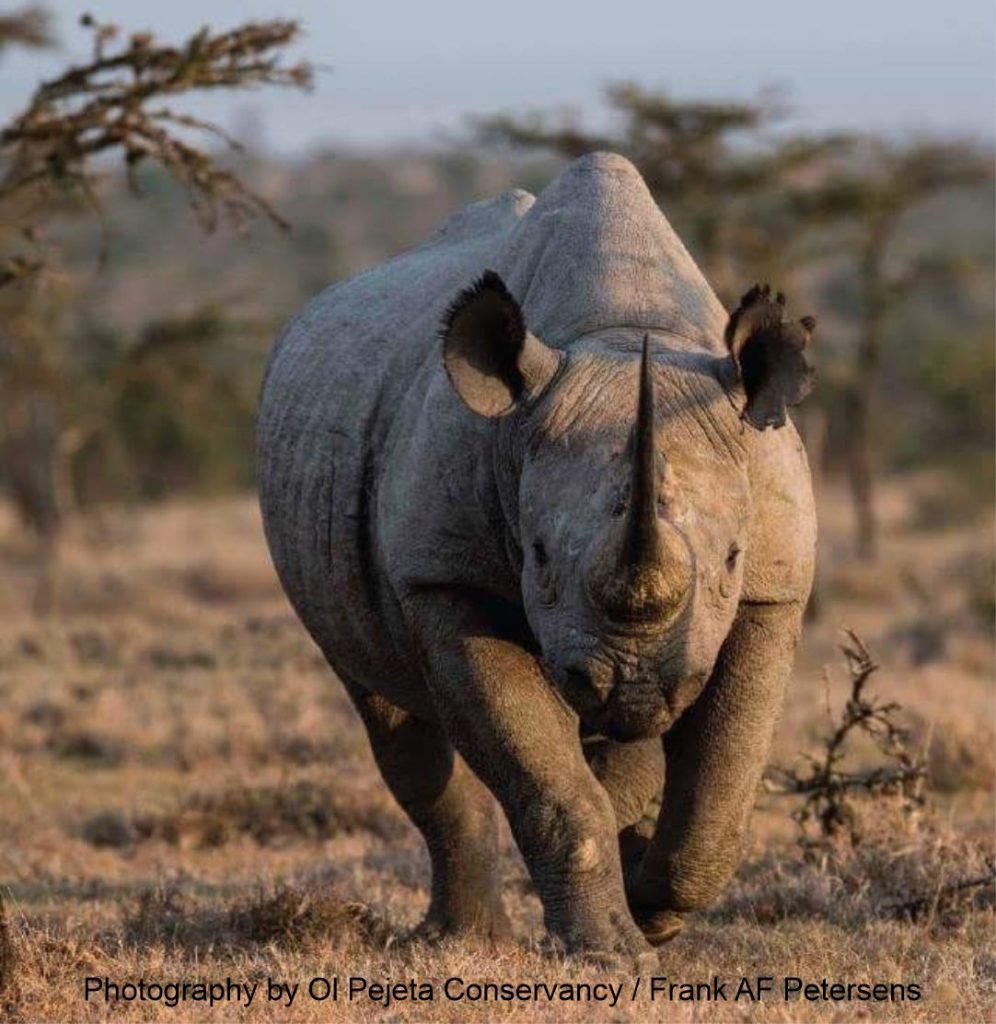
[[257, 153, 816, 964]]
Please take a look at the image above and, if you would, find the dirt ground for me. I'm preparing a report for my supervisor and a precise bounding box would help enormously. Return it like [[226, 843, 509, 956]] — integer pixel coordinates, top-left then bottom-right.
[[0, 474, 992, 1022]]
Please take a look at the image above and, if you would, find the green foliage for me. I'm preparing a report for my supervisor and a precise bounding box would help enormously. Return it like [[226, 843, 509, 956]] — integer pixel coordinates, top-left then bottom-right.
[[902, 329, 996, 479], [74, 310, 264, 503]]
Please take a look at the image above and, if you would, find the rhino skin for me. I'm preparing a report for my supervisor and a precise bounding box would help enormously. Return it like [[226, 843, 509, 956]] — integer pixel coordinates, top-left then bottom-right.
[[257, 152, 817, 964]]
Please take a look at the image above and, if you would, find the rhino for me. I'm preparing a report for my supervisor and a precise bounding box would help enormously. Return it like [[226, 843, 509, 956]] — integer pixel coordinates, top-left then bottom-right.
[[257, 152, 816, 964]]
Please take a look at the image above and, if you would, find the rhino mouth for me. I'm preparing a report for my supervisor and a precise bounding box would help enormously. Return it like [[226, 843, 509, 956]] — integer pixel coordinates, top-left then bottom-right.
[[559, 658, 673, 740], [589, 683, 671, 740]]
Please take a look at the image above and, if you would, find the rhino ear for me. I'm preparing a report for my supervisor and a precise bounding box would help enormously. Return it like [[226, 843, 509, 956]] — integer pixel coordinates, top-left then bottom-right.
[[441, 270, 560, 418], [724, 283, 816, 430]]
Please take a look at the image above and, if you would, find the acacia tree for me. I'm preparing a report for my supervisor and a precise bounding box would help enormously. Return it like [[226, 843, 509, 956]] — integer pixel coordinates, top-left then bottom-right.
[[790, 139, 993, 558], [0, 9, 312, 609], [479, 82, 842, 303]]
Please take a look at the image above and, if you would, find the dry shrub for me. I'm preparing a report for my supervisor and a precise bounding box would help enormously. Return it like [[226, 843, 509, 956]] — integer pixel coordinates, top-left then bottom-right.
[[68, 628, 120, 666], [761, 633, 995, 937], [79, 810, 137, 849], [143, 643, 218, 671], [80, 778, 403, 850], [18, 699, 64, 728], [770, 631, 927, 845], [48, 728, 128, 766], [164, 779, 403, 847]]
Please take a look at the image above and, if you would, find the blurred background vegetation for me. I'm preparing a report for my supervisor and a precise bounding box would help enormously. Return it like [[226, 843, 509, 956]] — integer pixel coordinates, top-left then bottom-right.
[[0, 5, 992, 610]]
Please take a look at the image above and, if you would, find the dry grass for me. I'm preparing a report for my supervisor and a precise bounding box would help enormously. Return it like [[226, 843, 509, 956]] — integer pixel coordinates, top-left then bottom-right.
[[0, 476, 992, 1022]]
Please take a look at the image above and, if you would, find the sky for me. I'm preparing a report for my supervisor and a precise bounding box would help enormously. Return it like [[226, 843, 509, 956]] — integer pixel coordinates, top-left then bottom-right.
[[2, 0, 994, 153]]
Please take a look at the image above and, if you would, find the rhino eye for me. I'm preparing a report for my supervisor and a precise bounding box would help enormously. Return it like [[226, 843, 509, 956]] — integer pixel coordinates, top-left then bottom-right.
[[725, 542, 741, 572], [532, 540, 548, 568]]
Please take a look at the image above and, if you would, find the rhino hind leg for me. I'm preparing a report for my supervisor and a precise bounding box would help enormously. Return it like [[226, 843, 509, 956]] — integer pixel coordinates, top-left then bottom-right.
[[344, 681, 512, 944], [583, 736, 663, 834]]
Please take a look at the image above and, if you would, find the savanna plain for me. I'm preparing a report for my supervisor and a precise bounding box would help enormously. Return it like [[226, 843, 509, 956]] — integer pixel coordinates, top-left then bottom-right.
[[0, 475, 992, 1023]]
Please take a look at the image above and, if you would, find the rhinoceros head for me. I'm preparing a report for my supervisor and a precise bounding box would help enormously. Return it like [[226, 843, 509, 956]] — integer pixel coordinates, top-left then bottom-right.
[[442, 271, 814, 740]]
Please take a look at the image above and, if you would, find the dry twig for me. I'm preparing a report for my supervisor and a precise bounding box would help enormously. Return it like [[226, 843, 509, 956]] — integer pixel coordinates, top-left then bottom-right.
[[0, 13, 313, 285], [884, 859, 996, 922], [768, 630, 927, 845]]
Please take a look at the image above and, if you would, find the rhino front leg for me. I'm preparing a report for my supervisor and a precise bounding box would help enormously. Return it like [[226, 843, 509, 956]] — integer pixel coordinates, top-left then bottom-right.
[[583, 736, 664, 902], [628, 600, 804, 935], [344, 681, 511, 943], [408, 591, 654, 966]]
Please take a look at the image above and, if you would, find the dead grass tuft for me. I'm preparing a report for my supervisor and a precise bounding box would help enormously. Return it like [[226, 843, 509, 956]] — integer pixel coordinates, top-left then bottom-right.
[[227, 884, 392, 948], [118, 880, 392, 954], [0, 895, 16, 1008], [721, 804, 995, 934]]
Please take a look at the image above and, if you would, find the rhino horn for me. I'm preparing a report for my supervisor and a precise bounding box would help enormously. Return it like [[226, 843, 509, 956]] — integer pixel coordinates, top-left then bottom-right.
[[589, 336, 691, 624], [624, 333, 661, 570], [585, 339, 687, 618]]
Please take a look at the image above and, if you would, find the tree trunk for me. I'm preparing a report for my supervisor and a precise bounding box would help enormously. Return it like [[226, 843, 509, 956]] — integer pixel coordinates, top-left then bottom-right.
[[3, 395, 63, 614], [844, 380, 877, 560], [796, 405, 828, 620], [846, 228, 888, 561]]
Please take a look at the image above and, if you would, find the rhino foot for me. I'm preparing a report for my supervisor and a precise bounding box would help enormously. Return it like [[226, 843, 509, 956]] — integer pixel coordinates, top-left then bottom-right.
[[544, 904, 657, 972], [408, 904, 514, 948], [634, 909, 684, 946]]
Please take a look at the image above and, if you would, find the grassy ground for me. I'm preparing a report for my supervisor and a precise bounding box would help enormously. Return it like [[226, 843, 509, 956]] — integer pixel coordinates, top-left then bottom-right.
[[0, 475, 992, 1022]]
